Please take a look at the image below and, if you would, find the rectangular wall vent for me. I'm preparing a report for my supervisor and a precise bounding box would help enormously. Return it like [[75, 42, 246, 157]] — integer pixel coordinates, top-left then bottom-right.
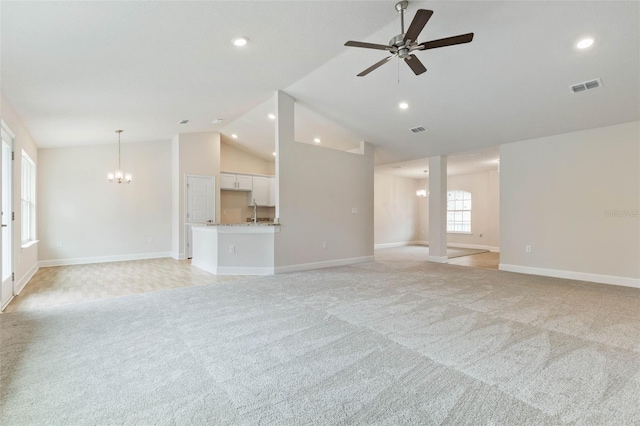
[[569, 78, 602, 94], [410, 126, 426, 133]]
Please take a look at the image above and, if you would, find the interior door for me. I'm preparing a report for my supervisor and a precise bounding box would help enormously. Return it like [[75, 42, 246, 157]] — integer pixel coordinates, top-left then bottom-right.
[[185, 175, 215, 258], [1, 129, 13, 309]]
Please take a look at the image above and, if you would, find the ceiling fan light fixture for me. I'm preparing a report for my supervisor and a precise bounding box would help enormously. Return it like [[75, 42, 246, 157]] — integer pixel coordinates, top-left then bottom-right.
[[232, 37, 248, 47]]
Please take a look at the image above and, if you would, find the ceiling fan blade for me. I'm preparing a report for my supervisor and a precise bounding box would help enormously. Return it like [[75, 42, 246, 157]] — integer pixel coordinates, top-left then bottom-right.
[[403, 9, 433, 44], [404, 55, 427, 75], [345, 41, 392, 51], [418, 33, 474, 50], [357, 56, 393, 77]]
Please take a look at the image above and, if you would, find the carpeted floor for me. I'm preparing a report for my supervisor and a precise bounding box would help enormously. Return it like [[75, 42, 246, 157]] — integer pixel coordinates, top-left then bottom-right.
[[1, 247, 639, 425]]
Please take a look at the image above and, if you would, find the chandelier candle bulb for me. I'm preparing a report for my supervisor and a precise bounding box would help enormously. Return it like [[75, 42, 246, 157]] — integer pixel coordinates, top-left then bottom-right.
[[107, 130, 132, 184]]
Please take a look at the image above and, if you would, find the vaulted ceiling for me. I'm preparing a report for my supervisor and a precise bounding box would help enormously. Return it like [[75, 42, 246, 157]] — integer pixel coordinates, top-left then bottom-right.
[[2, 1, 638, 173]]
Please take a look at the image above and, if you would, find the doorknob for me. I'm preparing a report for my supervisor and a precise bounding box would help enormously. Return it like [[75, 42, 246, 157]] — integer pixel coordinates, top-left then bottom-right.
[[1, 224, 7, 228]]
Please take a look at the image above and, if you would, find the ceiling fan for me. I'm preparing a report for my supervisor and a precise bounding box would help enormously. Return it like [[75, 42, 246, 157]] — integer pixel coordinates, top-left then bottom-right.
[[344, 1, 474, 77]]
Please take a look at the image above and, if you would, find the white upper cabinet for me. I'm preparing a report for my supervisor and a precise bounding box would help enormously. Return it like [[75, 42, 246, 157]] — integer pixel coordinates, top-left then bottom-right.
[[220, 173, 252, 191], [251, 177, 270, 206]]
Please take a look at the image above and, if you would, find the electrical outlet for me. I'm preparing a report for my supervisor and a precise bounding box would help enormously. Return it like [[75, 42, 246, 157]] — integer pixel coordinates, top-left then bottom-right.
[[56, 241, 63, 248], [229, 245, 235, 253], [147, 237, 154, 243], [352, 208, 359, 214], [322, 241, 328, 249], [525, 245, 532, 253]]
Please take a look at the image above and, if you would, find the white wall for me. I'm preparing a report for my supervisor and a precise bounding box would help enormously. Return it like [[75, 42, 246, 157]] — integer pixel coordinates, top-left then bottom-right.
[[172, 132, 221, 259], [374, 174, 421, 247], [500, 121, 639, 286], [376, 170, 500, 251], [38, 140, 172, 265], [220, 139, 275, 175], [275, 91, 374, 270], [447, 171, 500, 251], [1, 96, 40, 295]]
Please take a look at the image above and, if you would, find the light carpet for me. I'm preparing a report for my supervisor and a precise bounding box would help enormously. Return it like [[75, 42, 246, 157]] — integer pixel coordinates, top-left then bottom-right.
[[1, 247, 639, 425]]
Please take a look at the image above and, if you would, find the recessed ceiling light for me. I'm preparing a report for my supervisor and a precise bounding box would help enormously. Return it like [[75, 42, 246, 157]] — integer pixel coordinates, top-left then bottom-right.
[[231, 134, 238, 139], [178, 119, 189, 125], [232, 37, 248, 47], [314, 138, 321, 143], [576, 38, 594, 49], [212, 118, 224, 124], [272, 152, 277, 156], [399, 102, 409, 110], [268, 114, 276, 120]]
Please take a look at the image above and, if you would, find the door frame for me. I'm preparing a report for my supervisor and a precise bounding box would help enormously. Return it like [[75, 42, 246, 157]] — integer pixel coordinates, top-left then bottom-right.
[[1, 120, 15, 310]]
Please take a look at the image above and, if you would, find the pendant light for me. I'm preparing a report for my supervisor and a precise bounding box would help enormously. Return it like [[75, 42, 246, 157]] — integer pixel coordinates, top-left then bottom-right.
[[107, 130, 132, 184], [416, 169, 428, 197]]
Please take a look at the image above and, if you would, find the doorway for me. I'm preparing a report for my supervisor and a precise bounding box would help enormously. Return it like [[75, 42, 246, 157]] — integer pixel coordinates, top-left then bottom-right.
[[185, 175, 215, 259], [1, 124, 14, 309]]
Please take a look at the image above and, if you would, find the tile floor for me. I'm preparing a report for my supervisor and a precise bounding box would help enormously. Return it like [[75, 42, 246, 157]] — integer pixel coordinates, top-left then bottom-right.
[[4, 258, 246, 313]]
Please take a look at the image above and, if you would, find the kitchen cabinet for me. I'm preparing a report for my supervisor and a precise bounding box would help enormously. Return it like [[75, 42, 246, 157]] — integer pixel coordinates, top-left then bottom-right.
[[250, 176, 270, 206], [246, 176, 276, 207], [220, 173, 252, 191]]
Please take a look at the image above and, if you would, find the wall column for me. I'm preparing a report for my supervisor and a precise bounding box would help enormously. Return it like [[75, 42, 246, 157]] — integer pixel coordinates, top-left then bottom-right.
[[428, 155, 448, 263]]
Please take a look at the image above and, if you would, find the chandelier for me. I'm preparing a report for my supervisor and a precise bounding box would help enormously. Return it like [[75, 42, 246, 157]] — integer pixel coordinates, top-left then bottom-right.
[[416, 169, 428, 197], [107, 130, 132, 184]]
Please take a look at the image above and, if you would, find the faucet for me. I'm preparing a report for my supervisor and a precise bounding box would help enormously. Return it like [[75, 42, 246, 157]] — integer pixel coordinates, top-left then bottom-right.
[[252, 198, 258, 223]]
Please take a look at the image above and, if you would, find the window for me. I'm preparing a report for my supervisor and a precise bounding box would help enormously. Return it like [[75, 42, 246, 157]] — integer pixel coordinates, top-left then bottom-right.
[[447, 190, 471, 233], [21, 151, 36, 245]]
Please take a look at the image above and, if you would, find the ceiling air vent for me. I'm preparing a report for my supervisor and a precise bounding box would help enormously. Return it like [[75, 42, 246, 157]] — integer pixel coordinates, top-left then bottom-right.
[[410, 126, 426, 133], [569, 78, 602, 94]]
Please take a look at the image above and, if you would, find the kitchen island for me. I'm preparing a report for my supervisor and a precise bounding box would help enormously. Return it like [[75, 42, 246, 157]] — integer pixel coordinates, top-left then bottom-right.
[[191, 223, 279, 275]]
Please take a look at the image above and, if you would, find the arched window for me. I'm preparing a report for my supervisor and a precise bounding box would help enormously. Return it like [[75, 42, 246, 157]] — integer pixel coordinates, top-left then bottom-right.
[[447, 190, 471, 233]]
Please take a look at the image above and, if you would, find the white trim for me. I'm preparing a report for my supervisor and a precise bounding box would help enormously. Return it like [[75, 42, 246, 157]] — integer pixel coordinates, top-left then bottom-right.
[[446, 242, 500, 252], [374, 241, 421, 249], [15, 263, 39, 295], [21, 239, 39, 250], [275, 256, 374, 274], [39, 252, 172, 267], [217, 266, 274, 275], [1, 295, 14, 311], [499, 263, 640, 289], [427, 255, 449, 264]]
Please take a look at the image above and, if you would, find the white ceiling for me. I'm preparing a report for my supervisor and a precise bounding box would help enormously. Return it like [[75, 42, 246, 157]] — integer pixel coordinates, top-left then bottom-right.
[[2, 1, 639, 171]]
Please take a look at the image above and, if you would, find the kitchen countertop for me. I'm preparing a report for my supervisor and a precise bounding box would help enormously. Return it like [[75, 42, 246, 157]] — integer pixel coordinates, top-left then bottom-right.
[[193, 222, 279, 227]]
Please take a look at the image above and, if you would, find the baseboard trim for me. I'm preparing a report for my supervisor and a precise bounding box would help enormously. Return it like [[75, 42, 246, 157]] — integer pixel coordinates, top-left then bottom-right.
[[374, 241, 421, 249], [15, 263, 39, 295], [427, 255, 448, 264], [191, 259, 274, 276], [39, 252, 172, 268], [1, 295, 14, 311], [275, 256, 374, 274], [447, 243, 500, 252], [499, 263, 640, 289], [216, 266, 274, 275]]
